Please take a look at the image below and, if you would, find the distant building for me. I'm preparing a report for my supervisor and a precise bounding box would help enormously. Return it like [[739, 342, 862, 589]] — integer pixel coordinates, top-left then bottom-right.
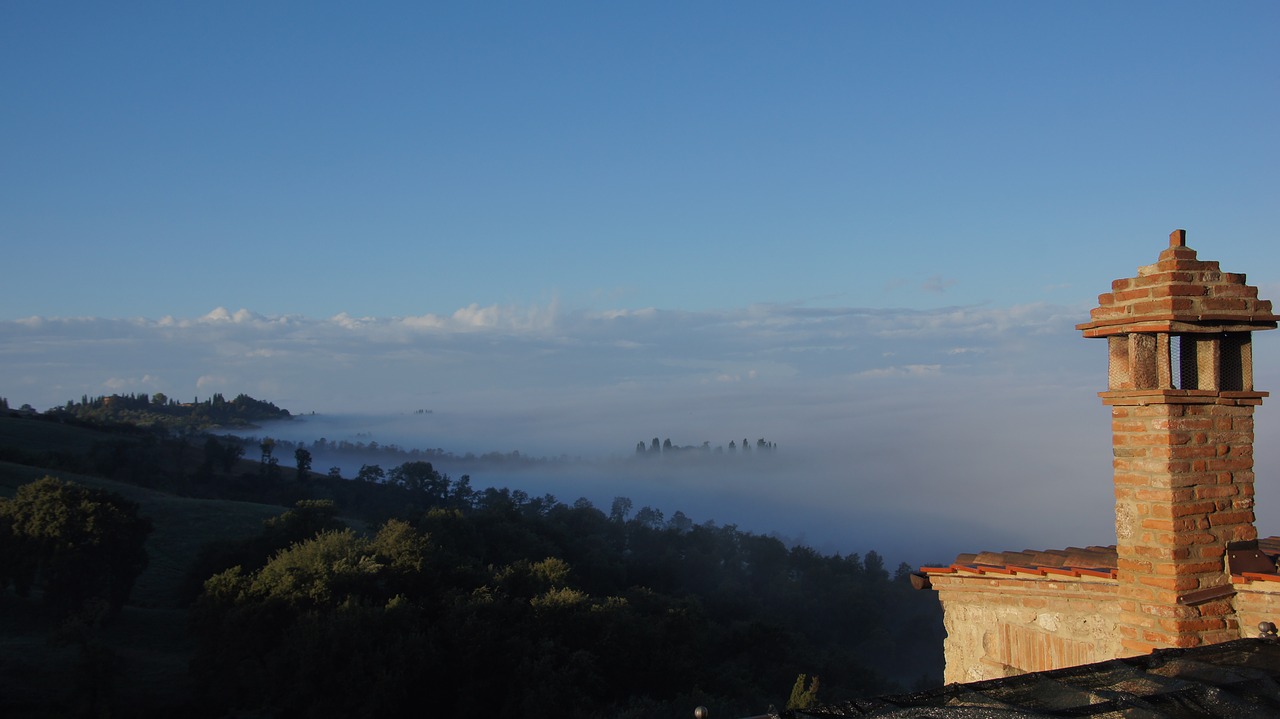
[[918, 230, 1280, 683]]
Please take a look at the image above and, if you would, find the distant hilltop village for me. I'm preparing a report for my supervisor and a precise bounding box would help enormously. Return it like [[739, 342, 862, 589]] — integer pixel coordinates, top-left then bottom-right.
[[634, 436, 777, 456]]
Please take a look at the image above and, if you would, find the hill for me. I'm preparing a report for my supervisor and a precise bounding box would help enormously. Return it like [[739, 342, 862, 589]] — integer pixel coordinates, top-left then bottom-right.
[[0, 404, 943, 717]]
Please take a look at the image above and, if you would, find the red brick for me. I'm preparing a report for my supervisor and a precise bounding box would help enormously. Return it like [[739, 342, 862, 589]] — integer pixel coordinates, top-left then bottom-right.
[[1202, 297, 1248, 311], [1138, 575, 1199, 591], [1159, 617, 1225, 633], [1198, 602, 1232, 617], [1171, 501, 1216, 516], [1114, 288, 1152, 302], [1151, 284, 1207, 298], [1208, 511, 1255, 526], [1158, 560, 1222, 575], [1167, 634, 1204, 648]]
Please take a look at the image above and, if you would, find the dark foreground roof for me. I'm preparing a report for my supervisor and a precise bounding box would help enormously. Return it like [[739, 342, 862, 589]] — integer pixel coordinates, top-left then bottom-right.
[[781, 638, 1280, 718]]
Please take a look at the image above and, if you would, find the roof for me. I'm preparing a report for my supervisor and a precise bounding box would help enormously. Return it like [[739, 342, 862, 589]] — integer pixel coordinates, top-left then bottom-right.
[[1233, 537, 1280, 587], [780, 637, 1280, 718], [921, 545, 1118, 581], [920, 537, 1280, 585]]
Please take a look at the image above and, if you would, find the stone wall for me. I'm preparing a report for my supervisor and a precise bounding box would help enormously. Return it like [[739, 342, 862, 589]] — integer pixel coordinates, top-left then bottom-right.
[[930, 573, 1121, 684], [1232, 580, 1280, 638]]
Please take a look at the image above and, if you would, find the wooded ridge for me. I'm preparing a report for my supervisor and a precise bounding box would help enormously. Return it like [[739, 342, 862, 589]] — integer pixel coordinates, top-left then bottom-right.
[[0, 397, 943, 718]]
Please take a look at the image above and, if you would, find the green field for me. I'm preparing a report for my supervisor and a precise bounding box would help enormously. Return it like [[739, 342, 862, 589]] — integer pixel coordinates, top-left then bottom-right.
[[0, 414, 115, 454], [1, 460, 287, 607]]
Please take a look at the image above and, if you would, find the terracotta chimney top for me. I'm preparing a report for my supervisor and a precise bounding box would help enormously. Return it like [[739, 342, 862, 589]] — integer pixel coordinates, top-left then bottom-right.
[[1077, 229, 1278, 338]]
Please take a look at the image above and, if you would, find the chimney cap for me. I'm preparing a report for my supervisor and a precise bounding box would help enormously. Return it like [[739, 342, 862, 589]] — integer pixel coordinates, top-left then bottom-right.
[[1078, 229, 1278, 336]]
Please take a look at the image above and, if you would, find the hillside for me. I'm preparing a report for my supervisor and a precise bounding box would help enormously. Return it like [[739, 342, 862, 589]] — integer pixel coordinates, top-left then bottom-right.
[[0, 406, 943, 717]]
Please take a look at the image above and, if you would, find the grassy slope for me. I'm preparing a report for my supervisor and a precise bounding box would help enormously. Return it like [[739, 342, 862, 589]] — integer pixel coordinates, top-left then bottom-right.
[[0, 460, 286, 607], [0, 414, 112, 454], [0, 415, 299, 715]]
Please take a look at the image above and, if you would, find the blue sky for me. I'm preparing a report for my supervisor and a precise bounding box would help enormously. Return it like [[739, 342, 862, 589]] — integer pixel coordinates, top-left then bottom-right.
[[4, 2, 1277, 319], [3, 3, 1279, 560]]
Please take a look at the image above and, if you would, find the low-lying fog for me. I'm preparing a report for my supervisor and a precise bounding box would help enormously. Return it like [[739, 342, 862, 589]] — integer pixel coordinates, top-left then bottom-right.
[[236, 377, 1122, 568], [11, 303, 1280, 568]]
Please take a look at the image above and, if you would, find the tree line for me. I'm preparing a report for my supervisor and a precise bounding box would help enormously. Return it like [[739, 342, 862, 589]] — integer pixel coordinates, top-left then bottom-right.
[[186, 487, 941, 717], [45, 392, 291, 431], [0, 400, 943, 717], [635, 436, 778, 456]]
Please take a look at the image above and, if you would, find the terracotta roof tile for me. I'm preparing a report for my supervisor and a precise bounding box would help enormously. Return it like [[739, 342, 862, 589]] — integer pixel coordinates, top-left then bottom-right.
[[1259, 536, 1280, 555], [928, 536, 1280, 584], [925, 544, 1119, 580]]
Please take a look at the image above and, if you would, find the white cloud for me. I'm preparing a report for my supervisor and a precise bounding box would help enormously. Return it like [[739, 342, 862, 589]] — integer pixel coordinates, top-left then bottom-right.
[[592, 308, 658, 321], [854, 364, 943, 379], [103, 374, 163, 391], [399, 314, 448, 330], [196, 374, 227, 389], [0, 301, 1091, 417], [201, 307, 234, 323], [923, 275, 958, 293]]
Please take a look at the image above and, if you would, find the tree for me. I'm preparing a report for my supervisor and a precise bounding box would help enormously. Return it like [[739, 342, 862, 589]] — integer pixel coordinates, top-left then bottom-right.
[[294, 447, 312, 481], [634, 506, 664, 530], [451, 474, 475, 507], [259, 438, 280, 480], [356, 464, 385, 483], [864, 550, 888, 582], [609, 497, 632, 523], [262, 500, 344, 547], [203, 437, 244, 473], [668, 511, 694, 533], [0, 477, 152, 617], [389, 461, 447, 500], [786, 674, 820, 709], [191, 522, 440, 716]]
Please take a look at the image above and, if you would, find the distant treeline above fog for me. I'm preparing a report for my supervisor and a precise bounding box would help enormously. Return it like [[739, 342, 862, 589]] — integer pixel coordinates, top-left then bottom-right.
[[45, 392, 290, 430], [635, 437, 777, 456], [28, 391, 783, 469], [259, 435, 563, 471], [235, 433, 782, 478]]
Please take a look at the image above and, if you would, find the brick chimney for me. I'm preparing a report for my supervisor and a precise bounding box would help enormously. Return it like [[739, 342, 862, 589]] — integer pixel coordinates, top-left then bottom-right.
[[1078, 230, 1277, 653]]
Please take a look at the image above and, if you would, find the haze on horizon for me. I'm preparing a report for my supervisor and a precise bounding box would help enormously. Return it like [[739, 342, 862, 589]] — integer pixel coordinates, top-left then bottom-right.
[[3, 3, 1279, 565]]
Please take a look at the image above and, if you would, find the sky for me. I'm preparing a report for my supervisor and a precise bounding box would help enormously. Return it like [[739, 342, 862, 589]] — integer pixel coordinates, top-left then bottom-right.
[[3, 2, 1279, 563]]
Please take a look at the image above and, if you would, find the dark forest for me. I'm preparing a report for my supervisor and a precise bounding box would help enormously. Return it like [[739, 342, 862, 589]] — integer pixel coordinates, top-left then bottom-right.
[[0, 395, 943, 717]]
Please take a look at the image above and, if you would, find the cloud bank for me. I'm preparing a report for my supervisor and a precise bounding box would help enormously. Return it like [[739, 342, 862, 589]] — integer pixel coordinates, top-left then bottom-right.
[[5, 300, 1280, 565], [3, 300, 1091, 420]]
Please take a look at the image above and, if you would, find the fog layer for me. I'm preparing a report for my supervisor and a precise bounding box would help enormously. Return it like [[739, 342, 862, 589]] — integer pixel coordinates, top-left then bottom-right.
[[7, 302, 1280, 567]]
